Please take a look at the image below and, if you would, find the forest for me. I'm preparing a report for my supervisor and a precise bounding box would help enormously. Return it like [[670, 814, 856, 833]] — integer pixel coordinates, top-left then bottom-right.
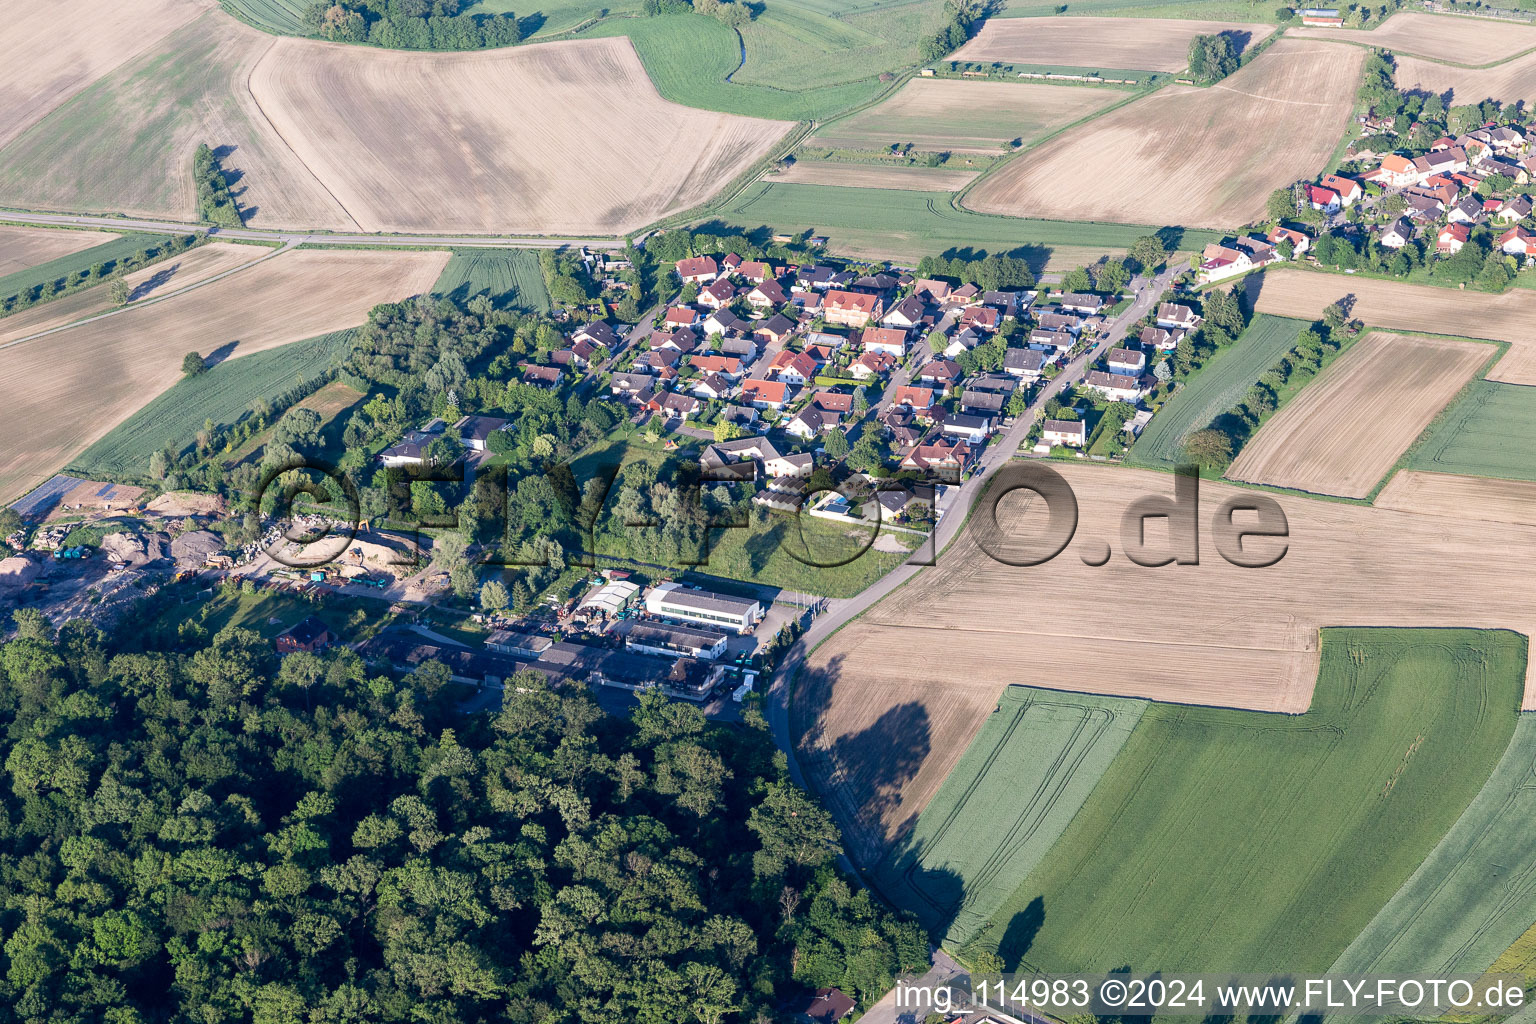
[[0, 612, 926, 1021]]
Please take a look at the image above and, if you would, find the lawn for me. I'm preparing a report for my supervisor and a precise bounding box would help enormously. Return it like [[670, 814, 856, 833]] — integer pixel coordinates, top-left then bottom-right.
[[873, 686, 1145, 946], [431, 249, 551, 311], [1406, 380, 1536, 482], [1128, 314, 1306, 470], [1326, 713, 1536, 981], [67, 329, 355, 479], [0, 233, 162, 301], [712, 181, 1221, 269], [961, 628, 1526, 974]]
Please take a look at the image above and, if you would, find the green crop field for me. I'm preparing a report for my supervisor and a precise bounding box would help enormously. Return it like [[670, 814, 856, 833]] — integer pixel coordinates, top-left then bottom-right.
[[997, 0, 1280, 18], [961, 628, 1526, 974], [431, 250, 551, 311], [713, 181, 1221, 268], [1129, 314, 1306, 470], [69, 330, 355, 480], [468, 0, 643, 36], [734, 0, 944, 92], [873, 687, 1144, 946], [0, 233, 161, 301], [1406, 381, 1536, 482], [1326, 714, 1536, 984], [219, 0, 311, 34]]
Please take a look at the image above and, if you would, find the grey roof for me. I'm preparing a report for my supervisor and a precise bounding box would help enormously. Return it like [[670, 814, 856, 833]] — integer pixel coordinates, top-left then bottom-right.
[[652, 586, 760, 616], [626, 622, 729, 649]]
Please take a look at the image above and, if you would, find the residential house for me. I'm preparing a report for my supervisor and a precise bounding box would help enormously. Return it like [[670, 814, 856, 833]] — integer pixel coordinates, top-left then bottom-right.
[[454, 415, 509, 451], [861, 326, 908, 356], [719, 336, 758, 363], [794, 266, 836, 292], [1404, 191, 1446, 219], [822, 289, 882, 327], [566, 339, 598, 368], [917, 358, 962, 386], [656, 392, 700, 421], [913, 278, 951, 302], [940, 411, 993, 443], [765, 452, 814, 478], [1004, 347, 1047, 381], [1198, 243, 1254, 284], [1141, 326, 1182, 352], [700, 437, 781, 481], [722, 404, 759, 431], [610, 372, 652, 400], [1156, 303, 1201, 330], [1368, 154, 1418, 187], [950, 282, 980, 304], [1305, 184, 1341, 213], [1501, 225, 1536, 256], [880, 406, 924, 448], [1042, 418, 1086, 447], [690, 354, 743, 378], [1030, 328, 1075, 353], [892, 384, 935, 411], [736, 260, 772, 284], [571, 320, 618, 350], [983, 289, 1033, 316], [753, 313, 797, 345], [810, 391, 853, 414], [1107, 347, 1146, 376], [1320, 173, 1363, 205], [703, 308, 746, 336], [1269, 227, 1310, 256], [900, 439, 972, 480], [1438, 223, 1470, 254], [738, 378, 791, 410], [663, 307, 701, 330], [803, 331, 846, 352], [768, 349, 818, 386], [1381, 218, 1415, 249], [850, 350, 895, 380], [881, 294, 928, 330], [852, 272, 899, 294], [675, 256, 718, 283], [959, 389, 1005, 417], [747, 279, 787, 309], [1037, 311, 1083, 334], [692, 373, 734, 401], [943, 327, 983, 359], [634, 348, 680, 374], [519, 363, 564, 389], [721, 252, 743, 273], [1497, 196, 1534, 223], [959, 305, 1001, 332], [786, 407, 842, 440], [1448, 194, 1484, 224], [276, 616, 332, 654], [698, 278, 735, 309], [1082, 370, 1144, 402], [1056, 293, 1106, 315], [377, 427, 443, 469]]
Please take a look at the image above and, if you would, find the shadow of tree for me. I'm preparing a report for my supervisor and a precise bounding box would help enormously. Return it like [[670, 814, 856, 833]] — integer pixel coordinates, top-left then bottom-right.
[[998, 895, 1045, 971]]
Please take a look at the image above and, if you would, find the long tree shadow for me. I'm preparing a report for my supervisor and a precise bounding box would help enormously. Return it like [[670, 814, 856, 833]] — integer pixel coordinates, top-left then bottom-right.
[[998, 895, 1045, 971]]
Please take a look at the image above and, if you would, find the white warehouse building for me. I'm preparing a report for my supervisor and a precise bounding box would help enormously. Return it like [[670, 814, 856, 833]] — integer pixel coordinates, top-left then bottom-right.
[[644, 582, 763, 634]]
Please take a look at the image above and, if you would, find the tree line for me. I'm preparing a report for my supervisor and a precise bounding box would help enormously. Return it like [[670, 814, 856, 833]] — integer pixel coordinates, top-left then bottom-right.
[[193, 144, 242, 229], [0, 610, 926, 1020], [302, 0, 522, 49], [0, 234, 201, 319]]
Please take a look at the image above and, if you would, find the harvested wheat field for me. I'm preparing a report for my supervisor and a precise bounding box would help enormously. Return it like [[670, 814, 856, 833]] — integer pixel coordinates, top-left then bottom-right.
[[0, 12, 357, 230], [0, 0, 208, 150], [250, 36, 789, 234], [1291, 11, 1536, 63], [1227, 332, 1490, 498], [799, 462, 1536, 865], [0, 227, 121, 279], [812, 78, 1127, 154], [0, 242, 272, 346], [0, 248, 445, 503], [1248, 268, 1536, 384], [1393, 51, 1536, 106], [952, 17, 1273, 72], [1375, 470, 1536, 527], [964, 40, 1363, 228], [768, 162, 978, 191]]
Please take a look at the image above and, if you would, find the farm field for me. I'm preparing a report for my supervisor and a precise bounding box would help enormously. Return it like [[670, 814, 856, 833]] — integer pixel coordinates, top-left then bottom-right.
[[1393, 50, 1536, 108], [870, 687, 1144, 946], [1325, 713, 1536, 983], [798, 461, 1536, 870], [0, 233, 162, 302], [960, 628, 1524, 972], [717, 181, 1222, 269], [734, 0, 947, 93], [0, 12, 357, 230], [766, 162, 979, 192], [69, 330, 356, 479], [952, 16, 1273, 71], [964, 39, 1364, 228], [0, 0, 208, 151], [1226, 332, 1490, 498], [1128, 314, 1306, 469], [0, 227, 121, 280], [1248, 268, 1536, 384], [248, 36, 790, 234], [0, 242, 274, 346], [810, 79, 1128, 154], [578, 15, 886, 121], [431, 250, 552, 311], [0, 248, 445, 503], [1290, 11, 1536, 63], [219, 0, 314, 34], [219, 373, 365, 468], [1375, 471, 1536, 527], [1405, 380, 1536, 482]]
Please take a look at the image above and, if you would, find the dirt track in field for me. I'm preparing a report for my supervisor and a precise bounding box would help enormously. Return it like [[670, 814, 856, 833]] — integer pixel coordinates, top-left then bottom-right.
[[1247, 268, 1536, 384], [0, 0, 209, 151], [1227, 332, 1490, 498], [250, 35, 789, 234], [953, 17, 1274, 72], [800, 462, 1536, 864], [1375, 471, 1536, 527], [0, 248, 446, 503], [1290, 11, 1536, 63], [767, 162, 978, 191], [963, 39, 1362, 228]]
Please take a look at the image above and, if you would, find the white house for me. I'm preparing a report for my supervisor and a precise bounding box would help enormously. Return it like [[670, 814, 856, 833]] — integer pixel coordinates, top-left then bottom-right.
[[1042, 418, 1086, 447], [1082, 370, 1144, 403]]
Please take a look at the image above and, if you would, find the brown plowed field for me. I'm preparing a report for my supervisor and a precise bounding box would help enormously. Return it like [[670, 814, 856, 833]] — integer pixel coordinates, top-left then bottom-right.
[[1226, 332, 1490, 498], [1375, 470, 1536, 527], [0, 228, 122, 278], [249, 35, 790, 234], [1247, 268, 1536, 384], [963, 39, 1363, 228], [801, 463, 1536, 864], [0, 248, 446, 503], [1290, 11, 1536, 62], [1392, 51, 1536, 106], [953, 17, 1273, 71]]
